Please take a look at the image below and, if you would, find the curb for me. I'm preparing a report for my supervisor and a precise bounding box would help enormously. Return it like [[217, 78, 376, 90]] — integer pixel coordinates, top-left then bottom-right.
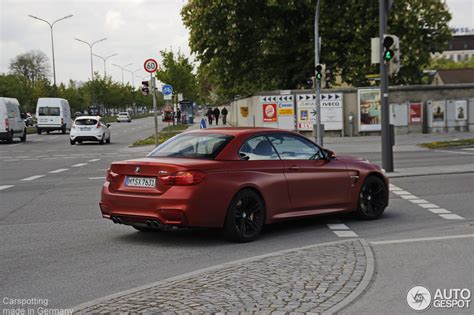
[[323, 239, 375, 314], [72, 238, 366, 312], [387, 170, 474, 178]]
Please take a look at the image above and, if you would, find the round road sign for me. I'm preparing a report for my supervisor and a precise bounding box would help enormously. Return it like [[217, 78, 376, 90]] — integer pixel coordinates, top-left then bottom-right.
[[162, 84, 173, 95], [144, 58, 158, 73]]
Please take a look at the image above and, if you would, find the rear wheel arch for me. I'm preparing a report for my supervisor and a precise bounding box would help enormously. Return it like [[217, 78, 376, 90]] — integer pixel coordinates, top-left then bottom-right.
[[224, 186, 267, 225]]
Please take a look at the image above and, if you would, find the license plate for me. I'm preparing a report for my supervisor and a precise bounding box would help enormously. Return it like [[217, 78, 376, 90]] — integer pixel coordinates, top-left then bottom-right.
[[81, 127, 91, 131], [126, 176, 156, 188]]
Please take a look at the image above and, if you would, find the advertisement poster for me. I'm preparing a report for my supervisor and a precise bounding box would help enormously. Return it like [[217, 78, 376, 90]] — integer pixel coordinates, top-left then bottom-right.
[[358, 89, 381, 131], [262, 103, 277, 122], [432, 102, 445, 122], [455, 101, 467, 121], [240, 106, 249, 118], [409, 103, 422, 124]]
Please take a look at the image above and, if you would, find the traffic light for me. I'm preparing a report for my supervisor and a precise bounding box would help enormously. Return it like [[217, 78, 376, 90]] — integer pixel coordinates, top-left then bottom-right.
[[315, 64, 325, 82], [383, 34, 400, 76], [141, 80, 149, 96], [325, 67, 333, 88]]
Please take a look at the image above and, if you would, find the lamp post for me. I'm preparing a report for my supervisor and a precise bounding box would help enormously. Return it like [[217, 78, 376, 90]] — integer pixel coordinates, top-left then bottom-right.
[[112, 63, 132, 85], [125, 68, 142, 87], [28, 14, 73, 86], [92, 53, 117, 78], [74, 37, 107, 80]]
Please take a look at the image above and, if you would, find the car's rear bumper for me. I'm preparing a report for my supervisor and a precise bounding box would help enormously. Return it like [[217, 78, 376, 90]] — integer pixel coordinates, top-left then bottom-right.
[[100, 182, 227, 228], [72, 135, 102, 142], [37, 124, 65, 131]]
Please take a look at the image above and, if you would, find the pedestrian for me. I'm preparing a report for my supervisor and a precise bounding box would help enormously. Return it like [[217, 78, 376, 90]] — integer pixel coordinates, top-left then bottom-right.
[[221, 107, 228, 125], [176, 108, 181, 124], [213, 107, 220, 126], [206, 108, 214, 125]]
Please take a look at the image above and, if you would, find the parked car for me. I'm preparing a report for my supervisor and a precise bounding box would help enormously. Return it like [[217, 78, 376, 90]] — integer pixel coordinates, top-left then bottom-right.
[[100, 128, 388, 242], [0, 97, 27, 143], [117, 112, 131, 123], [70, 116, 111, 145], [24, 113, 34, 126], [36, 98, 72, 134]]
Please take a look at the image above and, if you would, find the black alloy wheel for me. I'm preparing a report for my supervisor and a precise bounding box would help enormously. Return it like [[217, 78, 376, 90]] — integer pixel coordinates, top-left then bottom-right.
[[224, 189, 265, 242], [356, 176, 388, 220]]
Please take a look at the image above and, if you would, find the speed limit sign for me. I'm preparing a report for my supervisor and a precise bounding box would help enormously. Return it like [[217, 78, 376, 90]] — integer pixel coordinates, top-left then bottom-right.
[[144, 58, 158, 73]]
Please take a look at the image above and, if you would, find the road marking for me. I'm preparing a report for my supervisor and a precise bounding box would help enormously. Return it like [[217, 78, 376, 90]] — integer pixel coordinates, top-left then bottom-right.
[[371, 234, 474, 245], [391, 190, 411, 195], [4, 159, 19, 162], [89, 177, 105, 180], [8, 143, 22, 147], [72, 163, 88, 167], [418, 203, 439, 208], [88, 158, 101, 162], [427, 208, 451, 214], [409, 199, 429, 204], [32, 139, 44, 142], [24, 159, 39, 161], [400, 195, 418, 200], [43, 157, 59, 160], [434, 149, 474, 155], [439, 214, 465, 220], [50, 136, 59, 139], [0, 185, 14, 191], [390, 184, 464, 221], [463, 148, 474, 151], [327, 223, 350, 230], [17, 156, 30, 158], [333, 231, 358, 238], [49, 168, 69, 174], [21, 175, 45, 181]]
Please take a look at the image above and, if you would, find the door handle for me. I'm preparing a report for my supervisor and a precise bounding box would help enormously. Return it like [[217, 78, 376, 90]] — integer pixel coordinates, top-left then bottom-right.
[[288, 165, 300, 171]]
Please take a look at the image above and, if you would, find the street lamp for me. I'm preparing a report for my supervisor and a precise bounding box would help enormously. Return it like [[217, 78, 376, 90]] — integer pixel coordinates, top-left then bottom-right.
[[112, 63, 132, 85], [124, 68, 142, 87], [92, 53, 117, 78], [74, 37, 107, 80], [28, 14, 73, 86]]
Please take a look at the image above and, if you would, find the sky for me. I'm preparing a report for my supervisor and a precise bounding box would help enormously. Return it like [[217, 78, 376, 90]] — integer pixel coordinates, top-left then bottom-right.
[[1, 0, 473, 87]]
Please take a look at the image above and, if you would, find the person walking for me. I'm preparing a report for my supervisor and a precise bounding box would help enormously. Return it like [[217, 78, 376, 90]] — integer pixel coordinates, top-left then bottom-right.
[[221, 107, 228, 125], [213, 107, 221, 126], [206, 107, 214, 125], [176, 108, 181, 124]]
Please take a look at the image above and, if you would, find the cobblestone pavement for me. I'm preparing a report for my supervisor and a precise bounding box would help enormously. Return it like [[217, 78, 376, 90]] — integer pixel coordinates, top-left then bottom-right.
[[74, 240, 371, 314]]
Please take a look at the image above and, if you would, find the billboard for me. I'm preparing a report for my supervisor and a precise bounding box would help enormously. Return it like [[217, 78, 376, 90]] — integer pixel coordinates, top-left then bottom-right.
[[409, 103, 423, 124], [296, 93, 343, 131], [262, 103, 277, 122], [358, 89, 381, 131], [455, 100, 467, 121]]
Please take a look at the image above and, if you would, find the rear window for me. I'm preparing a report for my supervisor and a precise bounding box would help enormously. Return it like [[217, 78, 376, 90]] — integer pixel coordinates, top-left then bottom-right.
[[75, 118, 98, 125], [38, 107, 60, 116], [148, 133, 233, 159], [118, 112, 128, 116]]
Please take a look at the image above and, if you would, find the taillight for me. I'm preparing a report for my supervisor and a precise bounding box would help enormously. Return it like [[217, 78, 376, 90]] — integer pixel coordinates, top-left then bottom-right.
[[61, 118, 64, 125], [96, 122, 101, 129], [4, 118, 8, 131], [106, 168, 118, 182], [160, 171, 206, 186], [72, 123, 76, 129]]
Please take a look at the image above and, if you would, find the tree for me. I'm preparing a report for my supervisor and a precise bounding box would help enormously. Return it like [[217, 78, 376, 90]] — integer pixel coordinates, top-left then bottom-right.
[[155, 50, 198, 101], [182, 0, 452, 98], [9, 50, 51, 85]]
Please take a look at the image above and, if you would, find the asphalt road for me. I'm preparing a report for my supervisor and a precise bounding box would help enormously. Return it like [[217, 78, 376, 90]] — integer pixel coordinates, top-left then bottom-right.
[[0, 119, 473, 310]]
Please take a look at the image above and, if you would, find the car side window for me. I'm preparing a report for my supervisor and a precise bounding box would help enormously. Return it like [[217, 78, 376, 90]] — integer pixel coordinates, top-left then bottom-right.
[[239, 136, 279, 160], [267, 134, 324, 160]]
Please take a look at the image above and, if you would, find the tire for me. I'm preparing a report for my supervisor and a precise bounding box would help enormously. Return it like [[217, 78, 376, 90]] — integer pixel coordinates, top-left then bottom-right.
[[6, 130, 13, 144], [106, 134, 111, 144], [356, 176, 388, 220], [132, 225, 155, 232], [99, 134, 105, 145], [37, 128, 42, 135], [223, 189, 265, 242], [70, 139, 75, 145], [20, 129, 26, 142]]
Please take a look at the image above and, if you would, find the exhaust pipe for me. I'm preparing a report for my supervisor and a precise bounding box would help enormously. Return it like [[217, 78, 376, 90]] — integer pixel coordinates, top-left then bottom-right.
[[116, 217, 122, 224], [112, 217, 118, 224], [152, 220, 160, 228], [146, 220, 153, 228]]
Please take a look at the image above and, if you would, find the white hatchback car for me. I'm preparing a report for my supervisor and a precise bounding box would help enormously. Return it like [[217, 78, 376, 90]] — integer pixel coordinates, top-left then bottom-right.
[[117, 112, 131, 123], [70, 116, 111, 145]]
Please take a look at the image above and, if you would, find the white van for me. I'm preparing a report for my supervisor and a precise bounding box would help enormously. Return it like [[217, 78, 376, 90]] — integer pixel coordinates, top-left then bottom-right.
[[36, 98, 72, 134], [0, 97, 27, 143]]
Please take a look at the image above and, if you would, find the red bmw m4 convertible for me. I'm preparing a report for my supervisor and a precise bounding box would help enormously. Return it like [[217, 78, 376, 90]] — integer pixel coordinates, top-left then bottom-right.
[[100, 128, 388, 242]]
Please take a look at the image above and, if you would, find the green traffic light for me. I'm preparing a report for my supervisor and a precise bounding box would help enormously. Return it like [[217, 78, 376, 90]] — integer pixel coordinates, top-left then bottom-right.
[[384, 50, 393, 62], [316, 73, 322, 80]]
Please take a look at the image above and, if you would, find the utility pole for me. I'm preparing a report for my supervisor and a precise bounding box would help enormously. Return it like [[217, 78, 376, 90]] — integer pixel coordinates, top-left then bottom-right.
[[314, 0, 323, 146], [379, 0, 394, 172]]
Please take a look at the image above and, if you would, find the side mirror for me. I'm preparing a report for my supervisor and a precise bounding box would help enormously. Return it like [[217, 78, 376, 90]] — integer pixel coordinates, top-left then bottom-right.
[[106, 123, 111, 128], [324, 149, 336, 160]]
